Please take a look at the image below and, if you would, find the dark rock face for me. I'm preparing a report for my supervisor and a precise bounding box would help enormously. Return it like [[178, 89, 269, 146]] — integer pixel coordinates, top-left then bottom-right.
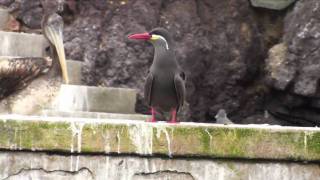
[[1, 0, 266, 123], [71, 0, 265, 122], [1, 0, 64, 28], [284, 0, 320, 97], [265, 0, 320, 126]]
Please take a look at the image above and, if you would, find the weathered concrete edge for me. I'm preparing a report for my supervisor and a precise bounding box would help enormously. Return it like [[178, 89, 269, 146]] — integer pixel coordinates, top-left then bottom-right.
[[0, 115, 319, 161]]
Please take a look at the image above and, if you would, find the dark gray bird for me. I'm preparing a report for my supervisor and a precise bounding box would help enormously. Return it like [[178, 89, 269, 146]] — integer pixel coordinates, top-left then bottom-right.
[[128, 28, 186, 123], [215, 109, 234, 125]]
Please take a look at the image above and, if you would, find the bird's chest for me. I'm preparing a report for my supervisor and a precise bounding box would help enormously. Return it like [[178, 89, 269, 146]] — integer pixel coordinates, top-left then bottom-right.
[[150, 72, 177, 110], [153, 73, 174, 91]]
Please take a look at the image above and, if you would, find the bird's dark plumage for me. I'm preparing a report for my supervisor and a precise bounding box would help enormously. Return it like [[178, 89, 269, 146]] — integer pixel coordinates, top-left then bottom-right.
[[0, 57, 51, 100], [129, 27, 186, 122]]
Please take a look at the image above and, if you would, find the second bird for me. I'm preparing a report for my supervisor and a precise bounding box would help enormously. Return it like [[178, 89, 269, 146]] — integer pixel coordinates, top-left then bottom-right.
[[128, 28, 186, 123]]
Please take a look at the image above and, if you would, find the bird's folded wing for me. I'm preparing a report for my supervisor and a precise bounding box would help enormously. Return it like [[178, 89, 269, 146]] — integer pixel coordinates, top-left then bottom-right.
[[144, 73, 154, 106], [174, 73, 186, 110], [0, 57, 51, 99]]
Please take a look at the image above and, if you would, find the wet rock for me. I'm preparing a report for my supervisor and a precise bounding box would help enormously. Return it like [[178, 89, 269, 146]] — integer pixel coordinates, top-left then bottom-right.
[[250, 0, 297, 10], [284, 0, 320, 97], [3, 0, 65, 29], [265, 43, 295, 90], [266, 90, 320, 126], [265, 0, 320, 126], [0, 0, 13, 6]]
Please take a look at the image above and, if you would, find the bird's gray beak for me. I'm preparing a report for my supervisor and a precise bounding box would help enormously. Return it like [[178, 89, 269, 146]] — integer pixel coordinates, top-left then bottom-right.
[[44, 14, 69, 84]]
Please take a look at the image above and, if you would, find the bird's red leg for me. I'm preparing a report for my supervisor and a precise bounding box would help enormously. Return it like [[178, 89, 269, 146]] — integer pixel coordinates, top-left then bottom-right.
[[169, 108, 177, 124], [148, 107, 157, 123]]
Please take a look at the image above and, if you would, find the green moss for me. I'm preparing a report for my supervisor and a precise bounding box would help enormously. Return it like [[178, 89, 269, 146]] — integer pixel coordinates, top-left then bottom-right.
[[307, 132, 320, 154], [0, 117, 319, 161], [235, 128, 255, 138], [200, 129, 211, 153]]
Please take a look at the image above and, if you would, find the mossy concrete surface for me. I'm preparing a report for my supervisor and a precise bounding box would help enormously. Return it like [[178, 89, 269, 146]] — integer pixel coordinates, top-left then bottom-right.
[[0, 114, 319, 161]]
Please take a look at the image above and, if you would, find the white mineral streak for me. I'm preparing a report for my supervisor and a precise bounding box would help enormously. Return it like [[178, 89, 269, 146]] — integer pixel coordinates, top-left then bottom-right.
[[156, 125, 173, 157], [105, 156, 110, 178], [70, 121, 84, 153], [205, 128, 213, 150], [76, 155, 80, 171], [144, 159, 150, 172], [70, 155, 74, 171], [129, 123, 153, 155], [117, 130, 121, 154], [128, 123, 153, 154], [102, 133, 111, 153], [304, 131, 314, 153], [69, 121, 84, 171], [18, 127, 22, 150]]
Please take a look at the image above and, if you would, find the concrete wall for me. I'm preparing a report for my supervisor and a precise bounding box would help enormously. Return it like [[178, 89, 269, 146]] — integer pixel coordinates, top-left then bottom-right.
[[1, 152, 320, 180]]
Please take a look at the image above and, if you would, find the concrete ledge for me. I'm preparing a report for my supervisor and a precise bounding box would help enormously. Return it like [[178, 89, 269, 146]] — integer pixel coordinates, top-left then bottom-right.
[[67, 60, 82, 85], [52, 85, 137, 114], [0, 115, 319, 161], [0, 31, 48, 57]]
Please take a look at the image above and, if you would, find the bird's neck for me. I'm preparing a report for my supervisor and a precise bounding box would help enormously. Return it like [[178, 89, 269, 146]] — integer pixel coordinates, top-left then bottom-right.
[[152, 46, 177, 70]]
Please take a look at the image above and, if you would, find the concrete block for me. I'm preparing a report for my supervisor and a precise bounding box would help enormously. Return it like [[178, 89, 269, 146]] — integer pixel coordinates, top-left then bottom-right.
[[52, 84, 137, 114], [1, 152, 320, 180], [250, 0, 296, 10], [0, 8, 9, 30], [0, 31, 49, 57], [66, 60, 83, 85]]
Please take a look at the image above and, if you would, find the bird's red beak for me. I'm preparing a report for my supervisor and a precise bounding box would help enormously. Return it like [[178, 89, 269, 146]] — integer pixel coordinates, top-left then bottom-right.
[[128, 32, 151, 40]]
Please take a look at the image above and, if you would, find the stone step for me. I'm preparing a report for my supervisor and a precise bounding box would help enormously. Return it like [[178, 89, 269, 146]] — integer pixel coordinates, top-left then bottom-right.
[[0, 8, 9, 30], [51, 84, 137, 114], [250, 0, 296, 10], [66, 60, 83, 85], [41, 110, 149, 121], [0, 31, 48, 57]]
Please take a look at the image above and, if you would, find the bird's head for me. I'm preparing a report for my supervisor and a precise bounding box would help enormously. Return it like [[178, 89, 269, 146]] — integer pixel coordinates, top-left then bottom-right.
[[128, 28, 173, 50], [42, 13, 69, 84]]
